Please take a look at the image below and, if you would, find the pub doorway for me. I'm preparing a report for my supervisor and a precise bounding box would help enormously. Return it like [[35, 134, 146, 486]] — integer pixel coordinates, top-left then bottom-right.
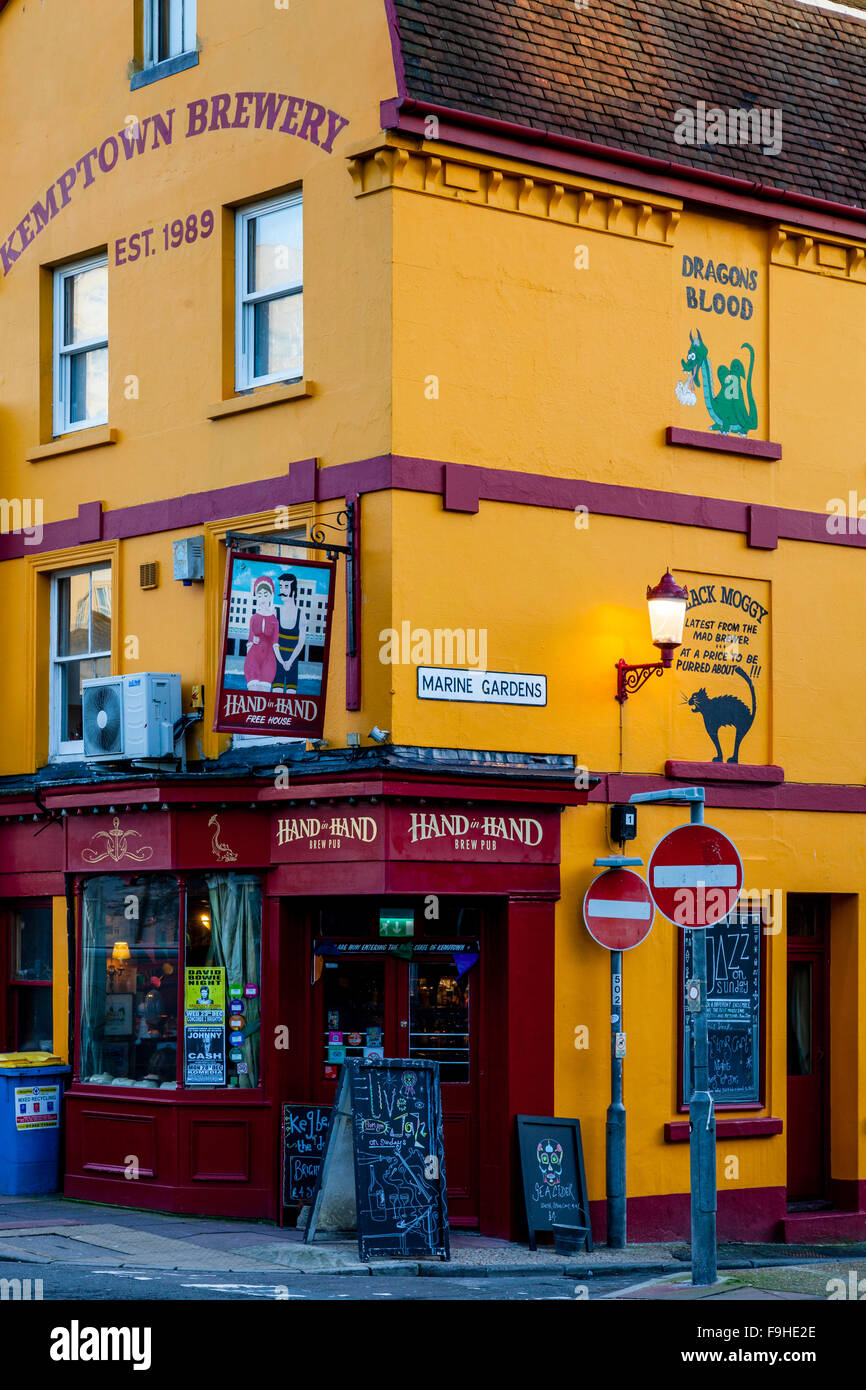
[[786, 894, 831, 1205], [308, 898, 485, 1225]]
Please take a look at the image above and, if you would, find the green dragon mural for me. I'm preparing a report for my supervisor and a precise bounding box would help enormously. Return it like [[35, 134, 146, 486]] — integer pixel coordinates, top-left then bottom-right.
[[676, 328, 758, 436]]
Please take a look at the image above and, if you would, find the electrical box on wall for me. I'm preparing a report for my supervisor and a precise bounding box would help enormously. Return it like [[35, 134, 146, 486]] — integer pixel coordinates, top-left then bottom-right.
[[172, 536, 204, 582], [610, 803, 637, 844]]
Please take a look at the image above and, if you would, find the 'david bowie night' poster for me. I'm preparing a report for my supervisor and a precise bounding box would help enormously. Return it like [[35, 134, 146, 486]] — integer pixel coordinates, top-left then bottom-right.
[[214, 550, 335, 739]]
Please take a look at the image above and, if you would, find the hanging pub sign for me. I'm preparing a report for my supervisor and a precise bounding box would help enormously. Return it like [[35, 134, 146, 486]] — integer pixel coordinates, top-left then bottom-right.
[[214, 549, 335, 739]]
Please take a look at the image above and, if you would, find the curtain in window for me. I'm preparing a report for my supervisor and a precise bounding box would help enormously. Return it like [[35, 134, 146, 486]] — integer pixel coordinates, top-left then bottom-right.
[[205, 873, 261, 1087], [787, 962, 812, 1076], [80, 878, 110, 1079]]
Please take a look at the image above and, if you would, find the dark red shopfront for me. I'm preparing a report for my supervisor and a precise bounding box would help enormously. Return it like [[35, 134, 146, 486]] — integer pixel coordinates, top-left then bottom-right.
[[1, 766, 587, 1237]]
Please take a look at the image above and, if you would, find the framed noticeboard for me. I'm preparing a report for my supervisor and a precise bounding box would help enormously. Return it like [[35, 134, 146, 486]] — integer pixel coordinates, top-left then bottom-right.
[[680, 907, 764, 1108]]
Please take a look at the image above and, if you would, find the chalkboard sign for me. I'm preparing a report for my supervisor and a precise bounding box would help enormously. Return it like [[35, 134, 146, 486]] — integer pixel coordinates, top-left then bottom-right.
[[682, 907, 762, 1105], [281, 1104, 331, 1206], [305, 1059, 449, 1261], [516, 1115, 592, 1252]]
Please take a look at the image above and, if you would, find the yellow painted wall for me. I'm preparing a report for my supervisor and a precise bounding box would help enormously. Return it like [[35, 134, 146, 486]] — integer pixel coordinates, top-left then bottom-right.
[[0, 3, 863, 1211]]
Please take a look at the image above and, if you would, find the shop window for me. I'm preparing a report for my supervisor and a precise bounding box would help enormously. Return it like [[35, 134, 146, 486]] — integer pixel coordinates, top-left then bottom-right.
[[185, 874, 262, 1088], [53, 256, 108, 436], [6, 903, 53, 1052], [80, 876, 180, 1087], [235, 192, 303, 390], [49, 564, 112, 758]]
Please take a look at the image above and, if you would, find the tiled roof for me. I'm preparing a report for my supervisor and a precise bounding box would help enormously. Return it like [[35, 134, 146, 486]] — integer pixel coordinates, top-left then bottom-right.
[[390, 0, 866, 211]]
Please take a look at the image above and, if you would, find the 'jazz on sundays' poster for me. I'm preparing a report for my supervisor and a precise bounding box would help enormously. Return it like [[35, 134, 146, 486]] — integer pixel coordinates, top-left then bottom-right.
[[214, 549, 335, 740]]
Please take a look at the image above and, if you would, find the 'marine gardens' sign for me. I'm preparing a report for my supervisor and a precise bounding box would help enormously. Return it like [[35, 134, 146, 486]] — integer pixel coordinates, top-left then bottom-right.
[[214, 550, 335, 740]]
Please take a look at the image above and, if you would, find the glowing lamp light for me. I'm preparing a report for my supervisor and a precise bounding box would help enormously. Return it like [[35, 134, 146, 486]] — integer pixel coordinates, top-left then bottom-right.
[[616, 570, 690, 703], [111, 941, 131, 963], [646, 569, 690, 663]]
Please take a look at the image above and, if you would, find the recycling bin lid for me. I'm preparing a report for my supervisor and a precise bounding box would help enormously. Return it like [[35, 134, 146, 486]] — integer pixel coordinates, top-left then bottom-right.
[[0, 1052, 63, 1067]]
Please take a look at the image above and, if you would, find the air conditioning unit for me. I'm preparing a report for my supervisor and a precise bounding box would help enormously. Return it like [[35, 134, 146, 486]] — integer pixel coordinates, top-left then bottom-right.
[[81, 674, 182, 760]]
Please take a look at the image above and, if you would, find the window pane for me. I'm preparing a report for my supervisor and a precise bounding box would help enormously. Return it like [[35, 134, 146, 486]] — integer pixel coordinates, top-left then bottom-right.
[[409, 963, 470, 1082], [57, 572, 90, 657], [185, 874, 262, 1088], [91, 568, 112, 649], [252, 292, 302, 380], [157, 0, 171, 62], [12, 904, 53, 980], [787, 962, 812, 1076], [69, 347, 108, 425], [321, 962, 385, 1075], [248, 205, 302, 294], [60, 656, 110, 743], [15, 988, 53, 1052], [64, 265, 107, 345], [80, 876, 180, 1086]]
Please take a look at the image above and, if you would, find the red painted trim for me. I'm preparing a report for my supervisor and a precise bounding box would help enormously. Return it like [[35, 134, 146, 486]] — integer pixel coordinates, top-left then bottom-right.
[[4, 454, 863, 566], [664, 1117, 783, 1142], [665, 762, 785, 785], [381, 0, 407, 101], [596, 773, 866, 815], [381, 99, 866, 242], [781, 1209, 866, 1242], [831, 1179, 866, 1213], [748, 505, 779, 551], [590, 1186, 787, 1243], [346, 491, 361, 710], [666, 428, 782, 461]]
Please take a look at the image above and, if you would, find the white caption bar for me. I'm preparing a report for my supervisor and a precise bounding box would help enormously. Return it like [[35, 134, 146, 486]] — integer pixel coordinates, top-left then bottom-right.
[[653, 865, 739, 887], [586, 899, 652, 920]]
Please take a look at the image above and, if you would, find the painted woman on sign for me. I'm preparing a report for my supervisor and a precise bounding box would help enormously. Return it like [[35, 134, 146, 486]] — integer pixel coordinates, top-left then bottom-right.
[[243, 576, 280, 690]]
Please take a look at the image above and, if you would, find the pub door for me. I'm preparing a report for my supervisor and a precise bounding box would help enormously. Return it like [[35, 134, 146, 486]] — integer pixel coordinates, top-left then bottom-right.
[[309, 900, 482, 1224], [786, 895, 830, 1203]]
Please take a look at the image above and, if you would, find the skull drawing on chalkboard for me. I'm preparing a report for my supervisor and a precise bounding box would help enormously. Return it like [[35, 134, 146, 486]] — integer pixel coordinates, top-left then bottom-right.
[[537, 1140, 563, 1186]]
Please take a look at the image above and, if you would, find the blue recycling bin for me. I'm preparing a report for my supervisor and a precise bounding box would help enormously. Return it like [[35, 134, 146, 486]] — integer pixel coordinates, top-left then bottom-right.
[[0, 1054, 71, 1195]]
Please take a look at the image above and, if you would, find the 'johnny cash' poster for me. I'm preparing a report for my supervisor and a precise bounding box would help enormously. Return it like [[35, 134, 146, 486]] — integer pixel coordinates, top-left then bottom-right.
[[214, 549, 335, 739]]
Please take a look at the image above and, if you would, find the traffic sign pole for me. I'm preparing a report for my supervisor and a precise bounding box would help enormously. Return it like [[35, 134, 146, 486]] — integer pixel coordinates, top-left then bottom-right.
[[584, 856, 649, 1250], [607, 948, 626, 1248], [631, 788, 724, 1288]]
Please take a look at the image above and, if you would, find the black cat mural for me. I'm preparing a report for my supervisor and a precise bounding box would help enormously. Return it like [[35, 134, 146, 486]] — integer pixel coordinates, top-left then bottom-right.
[[685, 666, 756, 764]]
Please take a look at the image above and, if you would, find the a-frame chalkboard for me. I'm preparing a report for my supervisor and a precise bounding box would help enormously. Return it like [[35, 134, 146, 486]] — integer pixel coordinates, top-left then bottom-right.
[[305, 1058, 450, 1261], [516, 1115, 592, 1252]]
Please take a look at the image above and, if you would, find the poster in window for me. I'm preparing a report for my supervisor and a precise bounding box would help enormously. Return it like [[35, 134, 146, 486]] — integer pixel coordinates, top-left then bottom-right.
[[184, 966, 226, 1086], [682, 907, 762, 1105], [104, 994, 134, 1036], [214, 549, 335, 740]]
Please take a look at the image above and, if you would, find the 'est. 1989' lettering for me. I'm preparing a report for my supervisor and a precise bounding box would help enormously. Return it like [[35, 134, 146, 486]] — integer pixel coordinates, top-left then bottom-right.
[[115, 209, 214, 265]]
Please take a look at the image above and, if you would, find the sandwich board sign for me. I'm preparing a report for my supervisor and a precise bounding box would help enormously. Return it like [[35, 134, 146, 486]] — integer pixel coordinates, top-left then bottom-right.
[[304, 1058, 449, 1261]]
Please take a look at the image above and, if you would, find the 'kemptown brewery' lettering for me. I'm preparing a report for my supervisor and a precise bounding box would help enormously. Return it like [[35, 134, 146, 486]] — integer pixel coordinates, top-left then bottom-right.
[[1, 93, 350, 277], [408, 813, 542, 846]]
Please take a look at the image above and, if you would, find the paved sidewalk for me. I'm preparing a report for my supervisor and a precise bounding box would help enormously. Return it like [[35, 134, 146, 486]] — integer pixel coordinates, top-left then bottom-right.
[[606, 1262, 866, 1300], [1, 1195, 865, 1278]]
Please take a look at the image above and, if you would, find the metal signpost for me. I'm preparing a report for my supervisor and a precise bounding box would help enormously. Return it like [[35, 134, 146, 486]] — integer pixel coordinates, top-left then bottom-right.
[[631, 787, 743, 1288], [583, 857, 653, 1250]]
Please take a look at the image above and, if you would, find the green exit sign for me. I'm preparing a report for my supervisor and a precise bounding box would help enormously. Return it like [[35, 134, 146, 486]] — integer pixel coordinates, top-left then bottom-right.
[[379, 912, 414, 938]]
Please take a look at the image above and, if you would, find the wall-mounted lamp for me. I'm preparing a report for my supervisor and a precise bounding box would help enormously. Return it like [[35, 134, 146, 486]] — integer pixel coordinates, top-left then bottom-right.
[[615, 570, 690, 703], [368, 726, 391, 744]]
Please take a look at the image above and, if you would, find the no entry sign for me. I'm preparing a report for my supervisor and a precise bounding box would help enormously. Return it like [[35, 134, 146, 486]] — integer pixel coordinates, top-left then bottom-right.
[[648, 823, 743, 928], [583, 868, 655, 951]]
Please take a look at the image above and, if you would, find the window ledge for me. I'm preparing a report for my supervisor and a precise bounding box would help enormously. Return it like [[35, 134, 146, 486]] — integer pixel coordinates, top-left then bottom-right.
[[130, 51, 199, 90], [665, 426, 782, 461], [665, 761, 785, 786], [207, 380, 314, 420], [26, 427, 118, 463], [664, 1117, 783, 1142]]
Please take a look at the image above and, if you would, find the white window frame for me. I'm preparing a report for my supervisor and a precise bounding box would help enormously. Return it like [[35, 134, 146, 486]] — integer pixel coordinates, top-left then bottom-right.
[[143, 0, 196, 68], [235, 192, 303, 391], [52, 254, 108, 438], [49, 564, 112, 760]]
